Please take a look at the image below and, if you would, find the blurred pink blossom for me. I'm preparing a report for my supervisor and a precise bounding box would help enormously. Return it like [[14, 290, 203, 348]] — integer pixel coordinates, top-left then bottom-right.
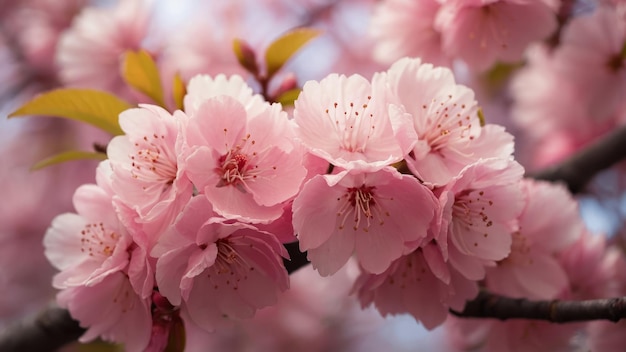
[[435, 0, 557, 71], [56, 0, 159, 101], [485, 179, 583, 299]]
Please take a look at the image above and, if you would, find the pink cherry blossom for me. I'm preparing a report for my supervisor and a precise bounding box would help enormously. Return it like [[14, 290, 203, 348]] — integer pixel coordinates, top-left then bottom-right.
[[438, 158, 525, 281], [182, 91, 306, 223], [293, 73, 415, 172], [485, 179, 583, 300], [445, 316, 581, 352], [44, 162, 133, 290], [554, 5, 626, 124], [58, 272, 152, 352], [435, 0, 558, 71], [107, 104, 193, 240], [293, 168, 438, 276], [354, 247, 478, 330], [182, 74, 267, 117], [383, 57, 514, 185], [56, 0, 157, 101], [585, 249, 626, 351], [370, 0, 450, 67], [559, 232, 621, 300], [158, 6, 249, 84], [153, 196, 289, 332]]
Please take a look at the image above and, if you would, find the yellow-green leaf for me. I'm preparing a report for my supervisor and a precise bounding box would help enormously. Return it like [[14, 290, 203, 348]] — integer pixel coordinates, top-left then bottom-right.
[[233, 38, 259, 74], [31, 150, 107, 171], [275, 88, 301, 107], [122, 49, 165, 107], [9, 89, 130, 135], [264, 28, 321, 78], [172, 72, 186, 111]]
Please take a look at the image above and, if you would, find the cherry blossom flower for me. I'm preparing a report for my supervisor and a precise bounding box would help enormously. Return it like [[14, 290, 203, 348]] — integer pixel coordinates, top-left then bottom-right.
[[293, 168, 438, 276], [153, 196, 289, 332], [554, 5, 626, 124], [293, 73, 415, 172], [370, 0, 450, 67], [58, 272, 152, 351], [182, 74, 267, 117], [383, 57, 514, 185], [56, 0, 157, 101], [485, 180, 583, 300], [435, 0, 557, 71], [182, 79, 306, 223], [107, 104, 193, 239], [446, 316, 581, 352], [44, 161, 134, 290], [354, 246, 478, 329], [438, 158, 525, 281]]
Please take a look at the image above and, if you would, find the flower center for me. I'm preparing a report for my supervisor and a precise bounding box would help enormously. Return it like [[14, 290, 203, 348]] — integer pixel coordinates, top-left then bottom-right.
[[80, 222, 121, 259], [452, 189, 495, 232], [420, 96, 476, 157], [325, 96, 375, 153], [215, 133, 264, 192], [130, 134, 177, 186], [206, 240, 254, 291], [336, 185, 390, 232]]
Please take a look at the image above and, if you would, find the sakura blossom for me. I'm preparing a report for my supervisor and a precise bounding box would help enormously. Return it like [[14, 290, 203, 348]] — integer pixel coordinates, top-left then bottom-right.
[[293, 72, 415, 172], [107, 104, 193, 239], [58, 272, 153, 351], [354, 247, 478, 330], [153, 196, 289, 332], [435, 0, 558, 71], [438, 158, 525, 281], [553, 4, 626, 124], [485, 179, 583, 300], [383, 57, 514, 185], [56, 0, 158, 101], [44, 161, 134, 290], [370, 0, 450, 67], [293, 168, 438, 276], [445, 316, 582, 352], [511, 4, 626, 167], [182, 78, 307, 223]]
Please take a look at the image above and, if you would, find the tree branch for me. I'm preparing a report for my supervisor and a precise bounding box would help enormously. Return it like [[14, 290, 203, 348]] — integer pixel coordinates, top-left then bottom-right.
[[0, 306, 84, 352], [451, 291, 626, 323], [530, 125, 626, 194]]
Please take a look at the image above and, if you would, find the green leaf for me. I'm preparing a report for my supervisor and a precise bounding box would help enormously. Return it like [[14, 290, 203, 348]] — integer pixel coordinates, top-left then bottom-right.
[[172, 72, 186, 111], [9, 89, 130, 135], [233, 38, 259, 75], [275, 88, 301, 107], [264, 28, 321, 78], [31, 150, 107, 171], [122, 49, 165, 107]]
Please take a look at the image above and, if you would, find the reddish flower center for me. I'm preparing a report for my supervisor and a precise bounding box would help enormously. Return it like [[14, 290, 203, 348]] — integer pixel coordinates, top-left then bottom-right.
[[336, 185, 390, 232]]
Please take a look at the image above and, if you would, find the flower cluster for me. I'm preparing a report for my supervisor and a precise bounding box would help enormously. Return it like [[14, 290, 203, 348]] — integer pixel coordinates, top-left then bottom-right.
[[43, 57, 585, 349]]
